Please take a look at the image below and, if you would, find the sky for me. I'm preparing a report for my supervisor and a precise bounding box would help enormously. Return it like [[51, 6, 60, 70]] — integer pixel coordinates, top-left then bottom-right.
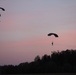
[[0, 0, 76, 65]]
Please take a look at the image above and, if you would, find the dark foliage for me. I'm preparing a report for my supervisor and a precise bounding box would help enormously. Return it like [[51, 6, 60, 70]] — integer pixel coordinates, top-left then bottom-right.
[[1, 49, 76, 74]]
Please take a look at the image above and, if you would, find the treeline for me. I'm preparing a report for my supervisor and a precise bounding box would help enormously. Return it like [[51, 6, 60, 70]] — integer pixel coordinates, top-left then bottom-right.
[[1, 49, 76, 74]]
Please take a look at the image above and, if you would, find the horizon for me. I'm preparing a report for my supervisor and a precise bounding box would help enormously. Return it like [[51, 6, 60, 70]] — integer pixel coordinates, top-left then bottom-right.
[[0, 0, 76, 65]]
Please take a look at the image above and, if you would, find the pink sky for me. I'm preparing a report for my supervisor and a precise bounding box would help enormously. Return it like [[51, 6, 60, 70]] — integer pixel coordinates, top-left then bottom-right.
[[0, 0, 76, 65]]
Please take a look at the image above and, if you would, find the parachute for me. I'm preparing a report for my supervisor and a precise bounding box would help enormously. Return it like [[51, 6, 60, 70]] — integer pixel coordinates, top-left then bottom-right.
[[0, 7, 5, 11], [48, 33, 58, 37], [48, 33, 59, 46], [0, 7, 5, 17]]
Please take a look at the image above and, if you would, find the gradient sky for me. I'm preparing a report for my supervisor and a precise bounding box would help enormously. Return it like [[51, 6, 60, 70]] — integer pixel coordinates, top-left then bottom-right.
[[0, 0, 76, 65]]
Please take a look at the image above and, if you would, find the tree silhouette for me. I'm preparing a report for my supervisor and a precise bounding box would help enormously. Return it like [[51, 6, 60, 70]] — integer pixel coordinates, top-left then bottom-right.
[[34, 55, 40, 62], [1, 49, 76, 74]]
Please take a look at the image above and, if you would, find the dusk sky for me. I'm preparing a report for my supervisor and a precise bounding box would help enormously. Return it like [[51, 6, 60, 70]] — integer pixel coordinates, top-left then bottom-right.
[[0, 0, 76, 65]]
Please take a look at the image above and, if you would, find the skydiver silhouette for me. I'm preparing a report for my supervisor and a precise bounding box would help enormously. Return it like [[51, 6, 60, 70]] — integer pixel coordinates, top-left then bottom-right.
[[52, 42, 53, 46]]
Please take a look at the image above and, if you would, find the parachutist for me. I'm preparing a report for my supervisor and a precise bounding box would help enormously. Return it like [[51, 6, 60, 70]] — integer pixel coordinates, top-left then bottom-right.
[[48, 33, 59, 46], [52, 42, 53, 46], [0, 7, 5, 21]]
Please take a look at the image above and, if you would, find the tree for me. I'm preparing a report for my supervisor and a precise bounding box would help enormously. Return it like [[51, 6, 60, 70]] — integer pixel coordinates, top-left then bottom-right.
[[34, 55, 40, 62]]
